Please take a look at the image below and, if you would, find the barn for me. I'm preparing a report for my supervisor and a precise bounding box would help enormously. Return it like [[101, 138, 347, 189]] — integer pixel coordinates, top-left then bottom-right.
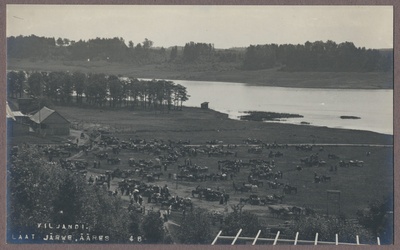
[[30, 106, 70, 136]]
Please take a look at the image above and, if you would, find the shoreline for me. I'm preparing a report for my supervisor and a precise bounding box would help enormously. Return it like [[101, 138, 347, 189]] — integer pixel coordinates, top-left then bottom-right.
[[7, 59, 394, 90]]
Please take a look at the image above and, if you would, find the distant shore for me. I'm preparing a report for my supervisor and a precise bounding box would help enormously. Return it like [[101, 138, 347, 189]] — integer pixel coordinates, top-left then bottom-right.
[[7, 59, 394, 89], [240, 111, 303, 121]]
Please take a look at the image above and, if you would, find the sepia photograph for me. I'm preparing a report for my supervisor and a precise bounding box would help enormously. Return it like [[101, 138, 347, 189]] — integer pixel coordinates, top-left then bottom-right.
[[4, 3, 395, 247]]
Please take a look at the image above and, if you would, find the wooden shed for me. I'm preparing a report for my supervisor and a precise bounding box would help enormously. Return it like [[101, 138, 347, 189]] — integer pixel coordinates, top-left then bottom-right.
[[201, 102, 209, 109], [30, 106, 70, 136]]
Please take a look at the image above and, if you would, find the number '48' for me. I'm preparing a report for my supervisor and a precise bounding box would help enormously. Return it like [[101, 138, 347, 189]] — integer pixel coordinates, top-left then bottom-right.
[[129, 235, 142, 242]]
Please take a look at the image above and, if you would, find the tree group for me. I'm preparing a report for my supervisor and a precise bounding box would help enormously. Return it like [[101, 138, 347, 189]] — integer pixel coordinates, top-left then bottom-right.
[[7, 70, 189, 111]]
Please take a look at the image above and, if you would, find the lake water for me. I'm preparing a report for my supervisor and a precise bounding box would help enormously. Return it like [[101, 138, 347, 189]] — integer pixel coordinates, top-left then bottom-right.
[[172, 80, 393, 135]]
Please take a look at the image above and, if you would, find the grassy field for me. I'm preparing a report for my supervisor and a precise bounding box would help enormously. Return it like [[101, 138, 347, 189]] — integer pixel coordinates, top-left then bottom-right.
[[56, 105, 393, 145], [45, 105, 394, 224], [7, 58, 393, 89]]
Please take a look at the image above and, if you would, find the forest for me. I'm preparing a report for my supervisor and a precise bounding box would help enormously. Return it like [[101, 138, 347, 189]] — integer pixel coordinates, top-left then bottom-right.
[[7, 35, 393, 72]]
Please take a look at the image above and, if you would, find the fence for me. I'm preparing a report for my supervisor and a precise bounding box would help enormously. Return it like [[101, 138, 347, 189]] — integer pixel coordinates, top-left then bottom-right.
[[211, 229, 381, 245]]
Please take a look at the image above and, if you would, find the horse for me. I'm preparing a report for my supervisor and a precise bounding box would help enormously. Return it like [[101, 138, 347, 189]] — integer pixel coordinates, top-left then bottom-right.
[[152, 172, 163, 180], [248, 195, 261, 205], [328, 154, 339, 159], [251, 185, 258, 193], [284, 185, 297, 194], [273, 194, 285, 203], [305, 207, 315, 216], [254, 180, 264, 187], [192, 187, 204, 198], [150, 193, 162, 203], [128, 158, 136, 167], [233, 185, 244, 193], [240, 198, 248, 204], [96, 152, 108, 160], [153, 165, 162, 171], [349, 160, 364, 167], [339, 160, 349, 168], [274, 171, 283, 179], [321, 175, 331, 182], [267, 181, 279, 189], [292, 206, 303, 215], [107, 157, 120, 164], [314, 176, 322, 183], [268, 206, 283, 218], [146, 175, 155, 182]]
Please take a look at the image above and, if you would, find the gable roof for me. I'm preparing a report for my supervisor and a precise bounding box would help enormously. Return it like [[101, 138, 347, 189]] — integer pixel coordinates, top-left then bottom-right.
[[30, 106, 69, 124], [6, 102, 16, 121]]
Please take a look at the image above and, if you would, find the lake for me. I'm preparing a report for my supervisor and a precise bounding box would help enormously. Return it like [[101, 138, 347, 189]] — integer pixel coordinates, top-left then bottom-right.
[[172, 80, 393, 135]]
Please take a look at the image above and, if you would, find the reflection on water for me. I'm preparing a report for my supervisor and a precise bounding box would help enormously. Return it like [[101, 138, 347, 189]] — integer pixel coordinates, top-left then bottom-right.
[[173, 80, 393, 135]]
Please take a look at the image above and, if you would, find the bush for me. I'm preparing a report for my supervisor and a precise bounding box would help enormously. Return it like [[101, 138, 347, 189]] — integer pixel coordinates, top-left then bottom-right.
[[286, 214, 374, 244], [357, 197, 393, 243], [178, 208, 212, 244], [221, 209, 262, 237], [141, 211, 165, 243]]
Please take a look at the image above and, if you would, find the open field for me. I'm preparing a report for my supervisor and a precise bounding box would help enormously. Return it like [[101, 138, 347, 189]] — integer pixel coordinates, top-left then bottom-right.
[[18, 105, 391, 226], [7, 58, 393, 89]]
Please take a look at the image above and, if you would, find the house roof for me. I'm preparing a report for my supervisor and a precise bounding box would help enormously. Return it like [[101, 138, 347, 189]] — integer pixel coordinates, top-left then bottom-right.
[[30, 106, 69, 124], [12, 111, 26, 117], [6, 102, 16, 121]]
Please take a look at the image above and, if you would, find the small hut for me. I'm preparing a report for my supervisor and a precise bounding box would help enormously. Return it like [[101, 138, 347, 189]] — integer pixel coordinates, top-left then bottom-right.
[[201, 102, 209, 109]]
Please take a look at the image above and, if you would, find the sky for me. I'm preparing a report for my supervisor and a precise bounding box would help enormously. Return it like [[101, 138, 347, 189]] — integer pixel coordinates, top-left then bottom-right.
[[6, 5, 393, 49]]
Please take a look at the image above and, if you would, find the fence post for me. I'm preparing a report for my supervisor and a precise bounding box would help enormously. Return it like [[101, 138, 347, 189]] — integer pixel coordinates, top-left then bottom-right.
[[294, 232, 299, 245], [211, 230, 222, 245], [314, 233, 319, 245], [231, 228, 242, 245], [356, 235, 360, 245], [273, 231, 280, 245], [252, 230, 261, 245], [335, 234, 338, 245], [377, 237, 381, 245]]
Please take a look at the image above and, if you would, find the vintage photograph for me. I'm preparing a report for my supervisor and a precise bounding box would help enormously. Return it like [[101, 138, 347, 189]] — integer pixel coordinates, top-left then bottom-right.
[[5, 4, 394, 246]]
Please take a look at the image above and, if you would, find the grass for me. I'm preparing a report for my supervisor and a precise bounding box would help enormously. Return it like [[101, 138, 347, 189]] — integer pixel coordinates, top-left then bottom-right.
[[56, 105, 392, 145], [7, 58, 393, 89], [27, 105, 393, 224]]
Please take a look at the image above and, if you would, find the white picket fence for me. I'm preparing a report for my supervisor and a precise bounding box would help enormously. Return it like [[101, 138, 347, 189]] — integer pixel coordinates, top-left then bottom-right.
[[211, 229, 381, 245]]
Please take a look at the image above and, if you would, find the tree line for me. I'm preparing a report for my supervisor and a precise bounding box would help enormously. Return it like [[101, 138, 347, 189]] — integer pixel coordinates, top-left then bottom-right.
[[7, 70, 189, 111], [8, 35, 391, 72], [8, 35, 167, 65], [7, 35, 243, 65], [243, 41, 393, 72]]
